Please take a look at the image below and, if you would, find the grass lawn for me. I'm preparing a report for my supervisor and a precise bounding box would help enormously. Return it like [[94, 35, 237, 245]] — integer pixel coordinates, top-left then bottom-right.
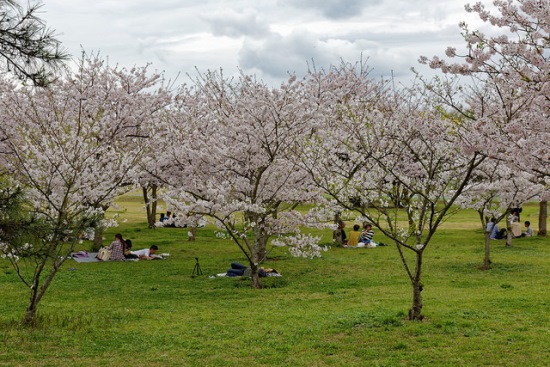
[[0, 193, 548, 367]]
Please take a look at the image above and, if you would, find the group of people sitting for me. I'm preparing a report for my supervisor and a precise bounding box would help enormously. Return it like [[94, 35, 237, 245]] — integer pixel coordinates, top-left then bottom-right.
[[486, 208, 535, 240], [487, 217, 534, 240], [98, 233, 160, 261], [336, 221, 387, 248], [159, 211, 178, 228], [159, 211, 207, 228]]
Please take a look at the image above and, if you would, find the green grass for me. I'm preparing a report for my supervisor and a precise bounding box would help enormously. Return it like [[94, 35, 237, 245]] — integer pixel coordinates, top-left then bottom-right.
[[0, 194, 548, 366]]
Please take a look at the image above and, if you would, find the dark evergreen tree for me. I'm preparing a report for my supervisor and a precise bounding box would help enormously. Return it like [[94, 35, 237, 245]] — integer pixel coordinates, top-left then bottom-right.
[[0, 0, 67, 86]]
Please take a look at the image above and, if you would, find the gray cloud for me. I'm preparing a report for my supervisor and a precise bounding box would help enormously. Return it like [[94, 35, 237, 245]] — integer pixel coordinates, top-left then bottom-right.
[[203, 10, 271, 39], [278, 0, 382, 19], [236, 21, 460, 83], [238, 31, 385, 81]]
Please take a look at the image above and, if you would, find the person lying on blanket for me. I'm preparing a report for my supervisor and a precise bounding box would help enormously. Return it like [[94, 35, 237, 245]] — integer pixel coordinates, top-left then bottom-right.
[[130, 245, 159, 260], [225, 262, 280, 277]]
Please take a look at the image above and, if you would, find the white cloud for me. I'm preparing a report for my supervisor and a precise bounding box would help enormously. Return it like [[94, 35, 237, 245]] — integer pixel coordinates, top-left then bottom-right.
[[39, 0, 489, 86]]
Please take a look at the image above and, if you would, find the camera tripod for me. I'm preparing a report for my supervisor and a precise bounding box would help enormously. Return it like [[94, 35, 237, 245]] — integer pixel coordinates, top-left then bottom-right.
[[192, 257, 203, 276]]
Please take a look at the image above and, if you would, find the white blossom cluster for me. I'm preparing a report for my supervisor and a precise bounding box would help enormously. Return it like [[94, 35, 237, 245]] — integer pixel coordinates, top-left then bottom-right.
[[272, 233, 327, 259], [0, 242, 34, 263]]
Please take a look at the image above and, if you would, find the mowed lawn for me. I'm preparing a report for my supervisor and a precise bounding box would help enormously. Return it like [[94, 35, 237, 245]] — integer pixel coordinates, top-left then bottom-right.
[[0, 193, 549, 367]]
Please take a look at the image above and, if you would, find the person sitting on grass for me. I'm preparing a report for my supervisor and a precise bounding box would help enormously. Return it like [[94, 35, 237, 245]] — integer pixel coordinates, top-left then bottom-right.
[[487, 218, 506, 239], [359, 222, 376, 247], [103, 233, 125, 260], [359, 222, 387, 247], [123, 239, 139, 259], [347, 224, 361, 247], [131, 245, 159, 260], [522, 221, 534, 237]]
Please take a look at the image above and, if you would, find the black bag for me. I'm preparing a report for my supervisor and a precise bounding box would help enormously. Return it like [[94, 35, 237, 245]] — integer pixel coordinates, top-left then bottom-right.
[[495, 228, 507, 239]]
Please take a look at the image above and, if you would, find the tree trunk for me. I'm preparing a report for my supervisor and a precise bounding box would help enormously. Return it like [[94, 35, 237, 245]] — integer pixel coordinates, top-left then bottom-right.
[[333, 229, 343, 245], [505, 215, 513, 247], [143, 184, 158, 228], [24, 286, 40, 325], [24, 304, 38, 326], [92, 207, 109, 250], [409, 280, 423, 321], [257, 242, 266, 263], [250, 264, 262, 289], [253, 222, 268, 264], [143, 186, 152, 227], [408, 251, 424, 320], [482, 230, 492, 270], [243, 214, 269, 289], [23, 255, 65, 325], [538, 200, 547, 237], [188, 226, 196, 241], [151, 185, 157, 227], [333, 212, 343, 245], [93, 225, 104, 250]]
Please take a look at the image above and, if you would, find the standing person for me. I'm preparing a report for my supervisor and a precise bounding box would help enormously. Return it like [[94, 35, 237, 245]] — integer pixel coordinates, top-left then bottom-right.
[[108, 233, 125, 260]]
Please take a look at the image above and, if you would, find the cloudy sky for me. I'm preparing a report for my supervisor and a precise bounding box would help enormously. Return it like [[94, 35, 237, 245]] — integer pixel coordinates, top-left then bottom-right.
[[39, 0, 487, 86]]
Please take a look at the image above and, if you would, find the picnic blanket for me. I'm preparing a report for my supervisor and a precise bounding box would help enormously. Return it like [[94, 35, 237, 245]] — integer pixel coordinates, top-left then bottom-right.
[[71, 251, 170, 263], [71, 251, 101, 263]]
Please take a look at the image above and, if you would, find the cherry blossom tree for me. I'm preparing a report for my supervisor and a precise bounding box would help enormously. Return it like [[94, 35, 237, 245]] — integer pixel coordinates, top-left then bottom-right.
[[0, 54, 171, 324], [134, 130, 167, 229], [151, 71, 325, 288], [457, 158, 544, 269], [299, 63, 486, 320], [420, 0, 549, 235], [140, 182, 159, 228]]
